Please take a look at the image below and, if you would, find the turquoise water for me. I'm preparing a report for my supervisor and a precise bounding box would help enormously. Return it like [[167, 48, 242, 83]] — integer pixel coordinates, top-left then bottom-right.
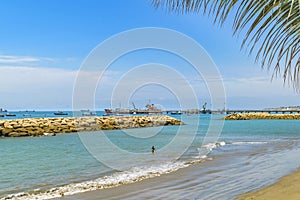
[[0, 111, 105, 120], [1, 114, 300, 199]]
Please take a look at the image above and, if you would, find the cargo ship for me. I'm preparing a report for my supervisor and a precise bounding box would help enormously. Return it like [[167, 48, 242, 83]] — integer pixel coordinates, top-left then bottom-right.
[[105, 103, 162, 115]]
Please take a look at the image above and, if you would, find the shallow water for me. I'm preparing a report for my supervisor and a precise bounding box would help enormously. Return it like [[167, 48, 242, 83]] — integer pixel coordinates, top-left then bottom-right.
[[1, 114, 300, 199]]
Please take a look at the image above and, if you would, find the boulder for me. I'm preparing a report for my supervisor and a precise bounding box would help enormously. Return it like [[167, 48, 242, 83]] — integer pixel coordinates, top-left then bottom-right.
[[2, 128, 14, 136], [0, 115, 183, 137]]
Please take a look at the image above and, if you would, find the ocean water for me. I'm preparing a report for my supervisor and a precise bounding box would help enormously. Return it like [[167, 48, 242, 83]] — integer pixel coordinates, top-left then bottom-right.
[[0, 114, 300, 199], [0, 111, 105, 119]]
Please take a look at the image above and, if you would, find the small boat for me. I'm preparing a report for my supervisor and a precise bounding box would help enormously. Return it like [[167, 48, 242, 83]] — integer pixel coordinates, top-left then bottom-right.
[[6, 113, 16, 117], [80, 109, 96, 116], [104, 109, 113, 114], [43, 132, 56, 136], [0, 114, 4, 117], [54, 111, 68, 115], [82, 111, 96, 116], [170, 111, 182, 115]]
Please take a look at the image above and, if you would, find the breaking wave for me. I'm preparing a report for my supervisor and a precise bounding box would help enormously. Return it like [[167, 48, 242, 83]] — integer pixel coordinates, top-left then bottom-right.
[[1, 141, 227, 200], [230, 141, 268, 145]]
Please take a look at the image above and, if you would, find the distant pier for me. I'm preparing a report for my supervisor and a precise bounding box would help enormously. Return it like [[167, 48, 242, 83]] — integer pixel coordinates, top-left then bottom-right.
[[167, 108, 300, 115]]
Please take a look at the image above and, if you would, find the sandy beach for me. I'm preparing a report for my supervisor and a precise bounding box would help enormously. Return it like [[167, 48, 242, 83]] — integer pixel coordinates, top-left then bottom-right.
[[54, 150, 300, 200], [55, 159, 217, 200], [57, 166, 300, 200], [238, 167, 300, 200]]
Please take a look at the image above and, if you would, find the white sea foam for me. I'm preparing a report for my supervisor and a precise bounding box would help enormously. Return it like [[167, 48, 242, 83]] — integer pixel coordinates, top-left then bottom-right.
[[1, 162, 187, 200], [231, 141, 268, 145], [193, 141, 226, 160], [1, 142, 227, 200], [202, 141, 226, 152]]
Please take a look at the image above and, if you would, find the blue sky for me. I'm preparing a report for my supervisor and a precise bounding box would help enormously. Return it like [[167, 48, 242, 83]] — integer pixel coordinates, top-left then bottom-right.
[[0, 0, 298, 110]]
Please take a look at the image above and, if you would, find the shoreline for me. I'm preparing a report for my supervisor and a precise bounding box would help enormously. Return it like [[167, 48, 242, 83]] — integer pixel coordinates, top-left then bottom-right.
[[237, 167, 300, 200], [56, 161, 300, 200], [55, 150, 300, 200], [54, 157, 216, 200], [0, 116, 183, 137]]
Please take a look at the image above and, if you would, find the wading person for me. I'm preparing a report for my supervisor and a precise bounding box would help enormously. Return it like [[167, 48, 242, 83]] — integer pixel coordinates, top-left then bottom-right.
[[152, 146, 155, 154]]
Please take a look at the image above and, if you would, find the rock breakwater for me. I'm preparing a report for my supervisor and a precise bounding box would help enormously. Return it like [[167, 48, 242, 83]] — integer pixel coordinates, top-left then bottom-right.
[[223, 113, 300, 120], [0, 116, 183, 137]]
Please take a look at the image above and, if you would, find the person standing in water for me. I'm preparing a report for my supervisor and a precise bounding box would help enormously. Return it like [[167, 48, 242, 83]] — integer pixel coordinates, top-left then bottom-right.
[[152, 146, 155, 154]]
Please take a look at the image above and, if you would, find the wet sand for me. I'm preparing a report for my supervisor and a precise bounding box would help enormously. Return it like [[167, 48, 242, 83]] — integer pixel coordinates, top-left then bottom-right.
[[55, 159, 217, 200], [54, 154, 300, 200], [238, 167, 300, 200], [58, 167, 300, 200]]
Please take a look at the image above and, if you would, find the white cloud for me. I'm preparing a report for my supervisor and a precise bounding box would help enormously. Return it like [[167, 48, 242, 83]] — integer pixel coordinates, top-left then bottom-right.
[[0, 66, 120, 110], [223, 76, 297, 97], [0, 55, 52, 64], [0, 66, 76, 110], [0, 64, 298, 110]]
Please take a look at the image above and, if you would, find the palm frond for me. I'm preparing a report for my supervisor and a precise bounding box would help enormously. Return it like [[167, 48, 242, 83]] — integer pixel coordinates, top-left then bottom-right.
[[152, 0, 300, 89]]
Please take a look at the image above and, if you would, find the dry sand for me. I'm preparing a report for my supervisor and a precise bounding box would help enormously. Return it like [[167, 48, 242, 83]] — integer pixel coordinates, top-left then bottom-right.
[[237, 167, 300, 200]]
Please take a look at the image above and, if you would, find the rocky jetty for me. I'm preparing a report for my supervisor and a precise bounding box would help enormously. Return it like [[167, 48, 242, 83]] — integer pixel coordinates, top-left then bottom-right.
[[223, 113, 300, 120], [0, 116, 183, 137]]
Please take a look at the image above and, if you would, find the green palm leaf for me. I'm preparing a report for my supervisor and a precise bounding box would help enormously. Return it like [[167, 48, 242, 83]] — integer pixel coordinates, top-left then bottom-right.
[[152, 0, 300, 89]]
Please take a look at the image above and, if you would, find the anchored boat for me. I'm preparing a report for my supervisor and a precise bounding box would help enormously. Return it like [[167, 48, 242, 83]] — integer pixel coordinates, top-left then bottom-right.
[[54, 111, 68, 116], [6, 113, 16, 117]]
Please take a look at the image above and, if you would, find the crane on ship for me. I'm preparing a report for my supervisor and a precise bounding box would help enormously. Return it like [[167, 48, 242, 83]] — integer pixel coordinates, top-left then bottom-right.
[[201, 102, 211, 114], [132, 102, 137, 112], [201, 102, 207, 113]]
